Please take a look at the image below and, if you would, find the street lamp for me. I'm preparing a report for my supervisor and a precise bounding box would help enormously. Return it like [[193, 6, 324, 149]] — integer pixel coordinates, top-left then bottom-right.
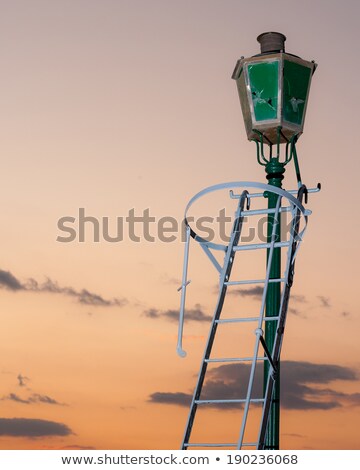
[[232, 32, 316, 450], [232, 32, 316, 146]]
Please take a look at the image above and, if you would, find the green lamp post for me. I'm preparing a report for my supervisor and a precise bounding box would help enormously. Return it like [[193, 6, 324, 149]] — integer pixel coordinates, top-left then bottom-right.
[[232, 32, 316, 449]]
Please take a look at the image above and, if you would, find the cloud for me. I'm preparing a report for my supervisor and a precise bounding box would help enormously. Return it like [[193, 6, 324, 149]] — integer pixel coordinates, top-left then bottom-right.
[[143, 304, 212, 323], [2, 393, 30, 404], [148, 392, 192, 407], [229, 289, 309, 305], [0, 270, 23, 291], [143, 308, 160, 319], [227, 289, 307, 319], [26, 278, 126, 307], [119, 405, 136, 411], [148, 364, 258, 409], [149, 361, 360, 411], [17, 374, 29, 387], [291, 294, 307, 303], [288, 307, 301, 316], [0, 268, 126, 308], [2, 393, 66, 406], [160, 274, 181, 286], [318, 296, 331, 308], [344, 392, 360, 406], [3, 373, 67, 406], [227, 288, 308, 317], [282, 361, 356, 384], [201, 363, 262, 407], [0, 418, 72, 437], [228, 286, 263, 299], [280, 361, 357, 410], [29, 394, 66, 406], [163, 306, 212, 323]]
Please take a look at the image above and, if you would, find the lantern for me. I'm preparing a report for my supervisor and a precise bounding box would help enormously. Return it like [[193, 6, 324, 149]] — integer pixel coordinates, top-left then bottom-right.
[[232, 32, 316, 144]]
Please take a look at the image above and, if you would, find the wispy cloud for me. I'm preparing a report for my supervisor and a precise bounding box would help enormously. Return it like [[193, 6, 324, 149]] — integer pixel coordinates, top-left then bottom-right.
[[2, 392, 66, 406], [143, 304, 212, 323], [227, 286, 263, 298], [2, 393, 30, 404], [288, 307, 301, 316], [149, 361, 360, 411], [227, 289, 309, 319], [0, 270, 23, 291], [3, 374, 67, 407], [283, 433, 305, 438], [228, 288, 309, 304], [17, 374, 29, 387], [0, 418, 72, 437], [25, 278, 126, 307], [144, 308, 160, 319], [148, 392, 192, 407], [318, 296, 331, 308], [226, 287, 309, 317], [0, 268, 126, 308], [159, 274, 181, 286], [30, 394, 66, 406], [291, 294, 307, 303]]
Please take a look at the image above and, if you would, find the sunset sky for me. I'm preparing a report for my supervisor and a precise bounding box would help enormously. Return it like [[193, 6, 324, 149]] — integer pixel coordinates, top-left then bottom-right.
[[0, 0, 359, 450]]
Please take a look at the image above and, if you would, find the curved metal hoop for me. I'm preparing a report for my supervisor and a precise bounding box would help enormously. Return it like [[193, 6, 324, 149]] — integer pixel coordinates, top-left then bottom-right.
[[183, 181, 310, 252]]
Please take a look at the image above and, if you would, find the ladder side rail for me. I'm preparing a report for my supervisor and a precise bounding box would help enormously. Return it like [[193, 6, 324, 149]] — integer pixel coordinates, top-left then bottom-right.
[[257, 214, 298, 448], [257, 187, 308, 449], [237, 195, 283, 449], [181, 191, 249, 449]]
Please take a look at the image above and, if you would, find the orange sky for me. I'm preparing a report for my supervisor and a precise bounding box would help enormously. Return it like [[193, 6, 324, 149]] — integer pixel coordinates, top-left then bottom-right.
[[0, 0, 359, 450]]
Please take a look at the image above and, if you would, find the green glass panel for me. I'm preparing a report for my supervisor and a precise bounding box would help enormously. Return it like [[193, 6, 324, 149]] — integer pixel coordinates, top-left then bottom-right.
[[247, 61, 279, 122], [283, 60, 311, 125]]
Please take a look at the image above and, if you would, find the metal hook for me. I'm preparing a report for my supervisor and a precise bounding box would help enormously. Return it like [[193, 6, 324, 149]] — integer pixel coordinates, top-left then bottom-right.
[[240, 190, 251, 211], [297, 184, 308, 204]]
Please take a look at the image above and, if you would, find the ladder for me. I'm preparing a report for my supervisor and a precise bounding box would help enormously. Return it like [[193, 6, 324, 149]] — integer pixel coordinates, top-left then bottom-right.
[[176, 181, 320, 450]]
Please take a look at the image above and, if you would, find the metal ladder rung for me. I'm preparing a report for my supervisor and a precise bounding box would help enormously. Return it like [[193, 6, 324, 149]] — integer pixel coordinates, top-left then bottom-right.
[[185, 442, 257, 448], [233, 241, 290, 251], [185, 443, 237, 448], [195, 398, 264, 405], [225, 278, 285, 286], [244, 206, 293, 216], [245, 185, 320, 199], [216, 316, 280, 324], [205, 356, 267, 363]]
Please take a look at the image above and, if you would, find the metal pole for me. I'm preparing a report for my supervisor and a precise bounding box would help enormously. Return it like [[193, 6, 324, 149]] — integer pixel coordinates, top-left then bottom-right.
[[264, 157, 285, 450]]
